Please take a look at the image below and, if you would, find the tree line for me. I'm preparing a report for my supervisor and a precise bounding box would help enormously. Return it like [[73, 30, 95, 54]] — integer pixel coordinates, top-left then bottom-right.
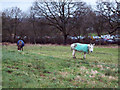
[[2, 0, 120, 44]]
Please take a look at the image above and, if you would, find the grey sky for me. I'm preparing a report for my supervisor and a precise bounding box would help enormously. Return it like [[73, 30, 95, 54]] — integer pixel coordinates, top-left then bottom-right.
[[0, 0, 117, 12], [0, 0, 34, 12]]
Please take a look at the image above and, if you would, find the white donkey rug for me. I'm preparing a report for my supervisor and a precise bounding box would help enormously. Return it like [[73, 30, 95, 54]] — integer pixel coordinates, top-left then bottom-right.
[[71, 43, 95, 59]]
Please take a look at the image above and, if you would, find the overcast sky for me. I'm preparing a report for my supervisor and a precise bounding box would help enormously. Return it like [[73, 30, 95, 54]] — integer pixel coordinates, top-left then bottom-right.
[[0, 0, 117, 12]]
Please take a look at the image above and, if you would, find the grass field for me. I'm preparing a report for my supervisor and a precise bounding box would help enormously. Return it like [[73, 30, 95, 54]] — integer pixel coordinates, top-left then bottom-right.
[[2, 44, 119, 88]]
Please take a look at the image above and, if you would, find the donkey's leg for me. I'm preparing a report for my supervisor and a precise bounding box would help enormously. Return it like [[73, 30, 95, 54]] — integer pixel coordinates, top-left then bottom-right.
[[72, 50, 76, 58], [22, 47, 23, 51], [83, 52, 86, 59], [18, 45, 20, 51]]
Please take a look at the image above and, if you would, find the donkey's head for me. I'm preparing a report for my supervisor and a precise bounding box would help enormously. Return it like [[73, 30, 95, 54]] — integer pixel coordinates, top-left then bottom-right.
[[88, 43, 95, 53]]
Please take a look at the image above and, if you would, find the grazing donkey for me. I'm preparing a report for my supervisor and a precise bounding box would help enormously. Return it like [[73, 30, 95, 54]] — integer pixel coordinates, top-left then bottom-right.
[[17, 40, 24, 51], [71, 43, 95, 59]]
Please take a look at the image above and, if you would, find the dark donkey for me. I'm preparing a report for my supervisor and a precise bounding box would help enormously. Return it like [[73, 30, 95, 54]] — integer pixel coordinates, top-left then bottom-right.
[[17, 40, 24, 51]]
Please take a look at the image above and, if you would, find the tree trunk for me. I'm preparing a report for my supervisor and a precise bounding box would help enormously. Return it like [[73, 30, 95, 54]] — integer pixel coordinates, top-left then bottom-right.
[[33, 34, 37, 44], [63, 34, 67, 45], [98, 35, 101, 45]]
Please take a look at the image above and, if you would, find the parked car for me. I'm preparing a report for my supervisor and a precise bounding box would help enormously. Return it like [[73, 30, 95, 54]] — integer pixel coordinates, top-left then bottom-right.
[[93, 36, 100, 39], [69, 36, 78, 40], [106, 39, 115, 44]]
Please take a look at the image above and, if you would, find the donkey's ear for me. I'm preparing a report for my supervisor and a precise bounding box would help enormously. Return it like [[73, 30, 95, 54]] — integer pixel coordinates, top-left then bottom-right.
[[93, 43, 95, 46]]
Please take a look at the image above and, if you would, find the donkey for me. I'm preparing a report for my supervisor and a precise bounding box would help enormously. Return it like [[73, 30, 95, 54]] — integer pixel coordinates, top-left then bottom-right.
[[17, 40, 24, 51], [71, 43, 95, 59]]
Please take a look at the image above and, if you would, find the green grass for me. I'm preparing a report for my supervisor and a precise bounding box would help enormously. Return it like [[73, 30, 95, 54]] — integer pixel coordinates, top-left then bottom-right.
[[2, 44, 118, 88]]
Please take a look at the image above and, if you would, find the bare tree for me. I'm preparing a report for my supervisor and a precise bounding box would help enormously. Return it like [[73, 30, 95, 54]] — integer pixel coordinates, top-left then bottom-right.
[[28, 7, 38, 44], [32, 0, 89, 44], [2, 7, 23, 42], [93, 13, 106, 36], [96, 0, 119, 35], [2, 12, 12, 42], [71, 2, 93, 39]]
